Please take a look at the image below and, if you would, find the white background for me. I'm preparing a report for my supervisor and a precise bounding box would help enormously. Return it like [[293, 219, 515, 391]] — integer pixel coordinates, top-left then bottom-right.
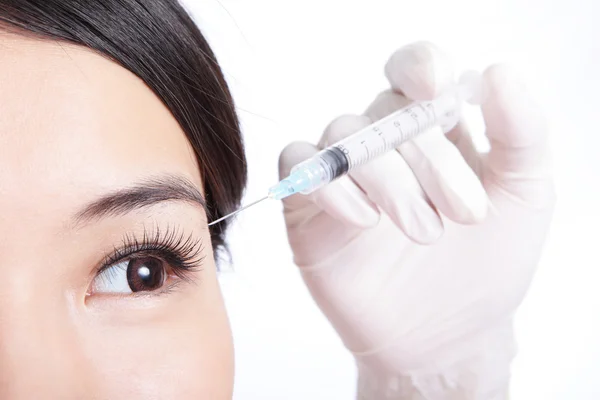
[[183, 1, 599, 398]]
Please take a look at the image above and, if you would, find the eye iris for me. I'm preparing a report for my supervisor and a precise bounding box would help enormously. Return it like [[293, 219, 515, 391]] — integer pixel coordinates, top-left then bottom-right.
[[126, 257, 165, 292]]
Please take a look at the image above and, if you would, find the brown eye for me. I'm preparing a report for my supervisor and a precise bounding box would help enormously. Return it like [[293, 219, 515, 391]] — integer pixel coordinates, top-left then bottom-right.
[[126, 257, 166, 292]]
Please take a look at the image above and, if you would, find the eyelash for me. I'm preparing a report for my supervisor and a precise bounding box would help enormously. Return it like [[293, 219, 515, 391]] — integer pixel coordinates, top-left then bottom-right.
[[96, 225, 205, 293]]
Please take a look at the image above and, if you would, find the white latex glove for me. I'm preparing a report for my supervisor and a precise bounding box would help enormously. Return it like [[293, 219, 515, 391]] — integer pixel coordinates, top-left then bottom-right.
[[279, 42, 554, 400]]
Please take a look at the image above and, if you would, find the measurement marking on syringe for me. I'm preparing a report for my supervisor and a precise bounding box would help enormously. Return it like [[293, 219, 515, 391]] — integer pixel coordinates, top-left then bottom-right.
[[263, 78, 477, 205], [381, 136, 388, 150], [393, 120, 404, 142], [425, 103, 435, 117]]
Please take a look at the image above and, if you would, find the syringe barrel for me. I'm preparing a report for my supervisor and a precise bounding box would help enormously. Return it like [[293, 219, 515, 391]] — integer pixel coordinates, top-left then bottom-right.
[[269, 85, 468, 200], [330, 90, 460, 172]]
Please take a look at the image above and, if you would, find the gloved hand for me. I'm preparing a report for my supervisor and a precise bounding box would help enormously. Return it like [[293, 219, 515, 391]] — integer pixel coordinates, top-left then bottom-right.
[[278, 42, 555, 399]]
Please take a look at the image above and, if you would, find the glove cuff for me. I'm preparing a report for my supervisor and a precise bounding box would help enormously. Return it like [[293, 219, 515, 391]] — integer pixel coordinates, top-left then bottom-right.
[[355, 320, 516, 400]]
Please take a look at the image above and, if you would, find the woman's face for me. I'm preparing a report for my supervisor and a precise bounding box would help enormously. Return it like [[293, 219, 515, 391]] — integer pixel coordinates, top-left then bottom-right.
[[0, 34, 233, 398]]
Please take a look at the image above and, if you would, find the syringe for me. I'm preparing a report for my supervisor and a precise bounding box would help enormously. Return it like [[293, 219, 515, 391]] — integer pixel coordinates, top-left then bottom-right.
[[208, 72, 482, 226]]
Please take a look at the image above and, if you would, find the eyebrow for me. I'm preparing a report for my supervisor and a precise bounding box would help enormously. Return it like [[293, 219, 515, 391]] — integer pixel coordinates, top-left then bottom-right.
[[73, 175, 207, 226]]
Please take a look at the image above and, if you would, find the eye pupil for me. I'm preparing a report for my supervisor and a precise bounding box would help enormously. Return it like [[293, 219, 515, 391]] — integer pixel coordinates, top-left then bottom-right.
[[126, 257, 165, 292]]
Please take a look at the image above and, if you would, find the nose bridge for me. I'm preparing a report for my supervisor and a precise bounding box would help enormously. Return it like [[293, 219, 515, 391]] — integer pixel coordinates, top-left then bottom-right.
[[0, 268, 86, 398]]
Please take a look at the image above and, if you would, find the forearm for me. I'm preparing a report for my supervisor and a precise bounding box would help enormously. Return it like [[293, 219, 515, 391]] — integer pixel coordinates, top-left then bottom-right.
[[355, 320, 515, 400]]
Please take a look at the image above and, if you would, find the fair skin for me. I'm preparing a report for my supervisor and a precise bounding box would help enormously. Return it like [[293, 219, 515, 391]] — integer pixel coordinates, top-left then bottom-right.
[[0, 34, 233, 399]]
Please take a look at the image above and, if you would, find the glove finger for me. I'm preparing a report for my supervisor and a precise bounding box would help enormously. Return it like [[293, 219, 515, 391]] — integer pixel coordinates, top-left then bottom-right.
[[384, 41, 455, 100], [398, 126, 489, 224], [363, 88, 411, 119], [445, 119, 484, 178], [365, 89, 488, 224], [351, 153, 444, 244], [481, 64, 554, 207], [278, 141, 380, 229], [323, 114, 444, 243], [380, 45, 488, 221]]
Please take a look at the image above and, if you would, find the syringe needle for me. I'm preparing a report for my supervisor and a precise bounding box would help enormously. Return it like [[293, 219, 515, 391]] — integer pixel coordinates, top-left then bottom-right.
[[207, 196, 269, 227]]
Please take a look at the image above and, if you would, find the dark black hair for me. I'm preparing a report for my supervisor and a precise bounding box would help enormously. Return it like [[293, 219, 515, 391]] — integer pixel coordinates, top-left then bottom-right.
[[0, 0, 247, 258]]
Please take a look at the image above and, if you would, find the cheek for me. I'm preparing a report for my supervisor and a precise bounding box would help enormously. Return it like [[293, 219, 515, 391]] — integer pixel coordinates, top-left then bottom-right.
[[82, 278, 234, 399]]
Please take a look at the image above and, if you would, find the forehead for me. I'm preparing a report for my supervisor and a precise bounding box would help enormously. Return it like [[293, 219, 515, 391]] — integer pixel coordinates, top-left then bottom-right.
[[0, 33, 202, 224]]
